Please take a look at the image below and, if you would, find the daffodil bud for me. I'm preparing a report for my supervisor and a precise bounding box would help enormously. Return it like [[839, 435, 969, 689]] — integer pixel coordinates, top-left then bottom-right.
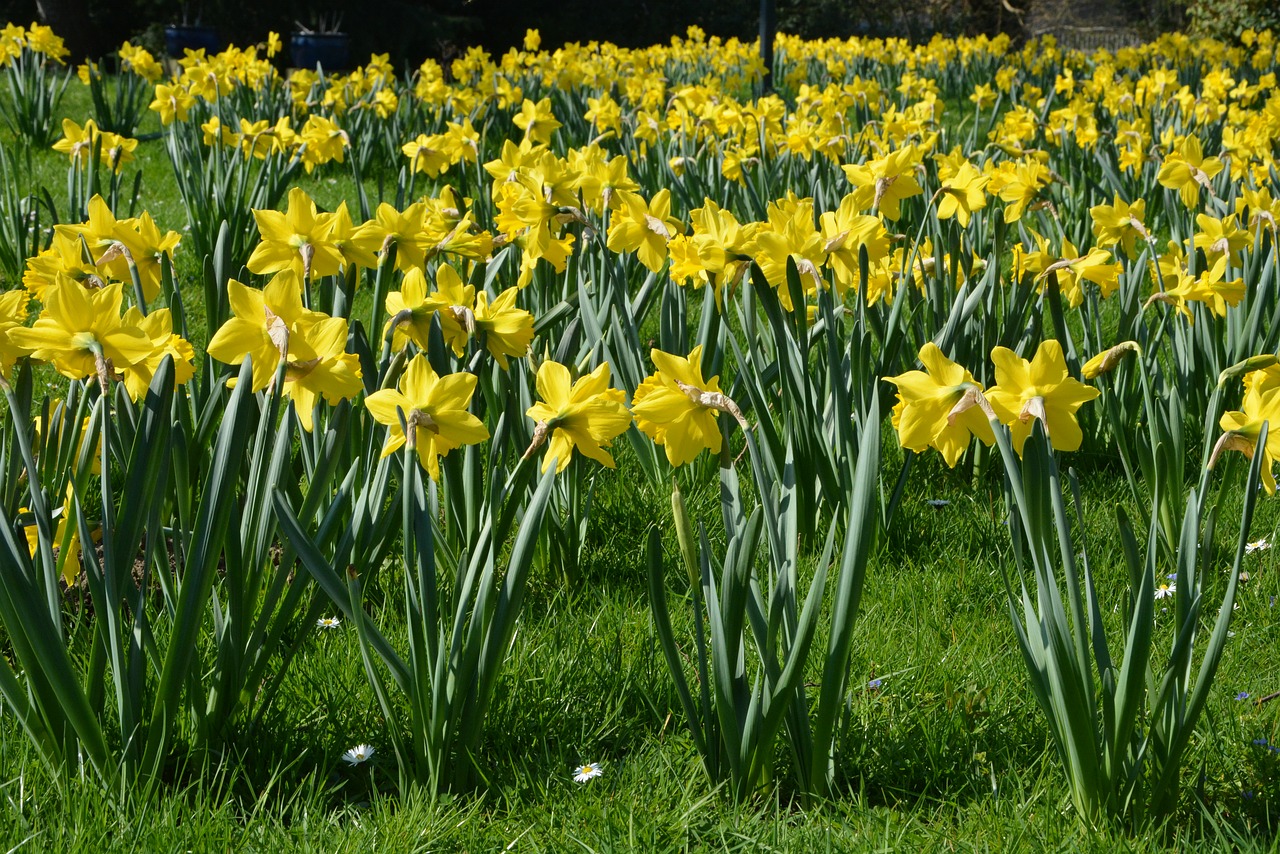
[[1219, 354, 1279, 387], [670, 480, 699, 592], [1081, 341, 1140, 379]]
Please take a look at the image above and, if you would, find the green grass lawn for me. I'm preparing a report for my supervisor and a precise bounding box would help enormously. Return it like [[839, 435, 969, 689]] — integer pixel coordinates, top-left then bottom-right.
[[1, 439, 1277, 850], [0, 77, 1278, 853]]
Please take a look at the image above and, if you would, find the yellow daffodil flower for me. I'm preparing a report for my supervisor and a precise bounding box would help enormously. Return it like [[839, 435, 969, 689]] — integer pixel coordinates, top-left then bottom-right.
[[526, 361, 631, 473], [1090, 196, 1150, 259], [206, 272, 324, 392], [886, 343, 994, 467], [986, 340, 1100, 455], [0, 289, 33, 382], [365, 353, 488, 479], [1214, 378, 1280, 494], [1156, 136, 1223, 208], [632, 346, 745, 466], [841, 146, 923, 221], [118, 307, 196, 401], [402, 133, 451, 177], [819, 194, 890, 299], [513, 97, 561, 145], [7, 280, 152, 386], [248, 187, 345, 280], [473, 287, 534, 368], [606, 189, 682, 274], [280, 317, 363, 432], [935, 161, 989, 227], [352, 201, 430, 272], [384, 265, 472, 354]]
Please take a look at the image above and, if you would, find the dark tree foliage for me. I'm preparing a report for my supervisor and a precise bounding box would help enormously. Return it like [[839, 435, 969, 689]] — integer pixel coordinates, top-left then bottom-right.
[[1, 0, 1246, 67]]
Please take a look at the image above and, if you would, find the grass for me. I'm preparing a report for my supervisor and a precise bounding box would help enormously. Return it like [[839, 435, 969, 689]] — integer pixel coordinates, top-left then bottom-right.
[[1, 440, 1277, 850], [1, 76, 1279, 852]]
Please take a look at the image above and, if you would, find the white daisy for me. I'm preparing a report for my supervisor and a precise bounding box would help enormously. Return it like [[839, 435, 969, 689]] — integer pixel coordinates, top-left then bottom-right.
[[1246, 538, 1270, 554], [1154, 583, 1175, 600], [342, 744, 375, 765], [573, 762, 603, 783], [317, 616, 342, 629]]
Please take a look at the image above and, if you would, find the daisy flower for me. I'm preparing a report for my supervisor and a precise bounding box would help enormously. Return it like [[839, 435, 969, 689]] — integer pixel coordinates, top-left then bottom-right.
[[573, 762, 603, 783], [1154, 582, 1176, 600], [342, 744, 375, 765], [1246, 537, 1270, 554], [317, 616, 342, 629]]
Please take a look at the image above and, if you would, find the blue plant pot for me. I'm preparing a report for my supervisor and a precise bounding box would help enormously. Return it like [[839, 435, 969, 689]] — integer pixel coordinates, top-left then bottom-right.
[[290, 33, 352, 71], [164, 25, 220, 56]]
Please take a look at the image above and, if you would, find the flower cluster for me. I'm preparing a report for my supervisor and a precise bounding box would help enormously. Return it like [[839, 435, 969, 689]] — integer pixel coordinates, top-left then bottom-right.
[[886, 340, 1100, 465]]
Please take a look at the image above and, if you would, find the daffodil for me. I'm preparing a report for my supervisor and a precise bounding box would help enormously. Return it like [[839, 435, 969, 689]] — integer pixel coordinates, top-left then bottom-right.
[[119, 307, 196, 401], [935, 161, 988, 226], [986, 340, 1100, 455], [1192, 213, 1252, 277], [680, 199, 756, 306], [1090, 196, 1150, 259], [473, 288, 534, 368], [298, 114, 349, 173], [352, 201, 430, 271], [7, 280, 152, 386], [482, 138, 543, 191], [281, 317, 363, 432], [149, 82, 195, 125], [1080, 341, 1140, 379], [27, 484, 91, 586], [51, 118, 100, 166], [525, 361, 631, 473], [364, 354, 488, 479], [119, 211, 182, 301], [841, 146, 923, 221], [989, 157, 1051, 223], [206, 272, 324, 392], [750, 194, 826, 309], [513, 97, 561, 145], [632, 346, 745, 466], [1156, 136, 1223, 208], [606, 189, 682, 273], [23, 234, 95, 300], [25, 24, 67, 61], [57, 200, 181, 303], [819, 194, 890, 299], [119, 41, 162, 81], [885, 343, 994, 467], [1036, 239, 1121, 308], [322, 203, 380, 270], [201, 115, 238, 148], [1214, 380, 1280, 494], [0, 288, 33, 382], [247, 187, 344, 280], [55, 195, 128, 269], [384, 266, 471, 354], [402, 132, 451, 177]]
